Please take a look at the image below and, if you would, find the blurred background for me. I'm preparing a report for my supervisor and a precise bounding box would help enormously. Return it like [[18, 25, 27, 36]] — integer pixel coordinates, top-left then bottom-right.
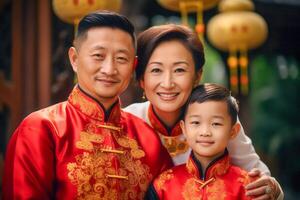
[[0, 0, 299, 199]]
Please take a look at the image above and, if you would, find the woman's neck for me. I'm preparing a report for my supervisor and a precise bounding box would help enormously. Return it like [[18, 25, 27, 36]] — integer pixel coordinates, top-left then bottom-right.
[[152, 106, 182, 128]]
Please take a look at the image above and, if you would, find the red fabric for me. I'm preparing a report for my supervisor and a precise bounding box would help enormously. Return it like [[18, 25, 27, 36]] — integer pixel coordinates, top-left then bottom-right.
[[3, 86, 173, 200], [152, 153, 256, 200]]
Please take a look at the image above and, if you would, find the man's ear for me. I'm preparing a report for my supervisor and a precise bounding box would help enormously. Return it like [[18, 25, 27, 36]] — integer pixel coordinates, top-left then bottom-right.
[[230, 123, 241, 139], [194, 70, 203, 87], [68, 47, 78, 73]]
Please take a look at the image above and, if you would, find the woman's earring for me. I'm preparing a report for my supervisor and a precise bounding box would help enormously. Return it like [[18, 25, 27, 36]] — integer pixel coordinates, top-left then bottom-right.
[[142, 92, 146, 100]]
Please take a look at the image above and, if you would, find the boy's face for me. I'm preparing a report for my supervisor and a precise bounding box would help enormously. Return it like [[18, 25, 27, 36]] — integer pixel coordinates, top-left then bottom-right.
[[69, 27, 135, 110], [180, 101, 240, 162]]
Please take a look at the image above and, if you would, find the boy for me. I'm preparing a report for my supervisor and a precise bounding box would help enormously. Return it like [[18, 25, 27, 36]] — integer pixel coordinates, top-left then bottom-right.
[[145, 83, 256, 200]]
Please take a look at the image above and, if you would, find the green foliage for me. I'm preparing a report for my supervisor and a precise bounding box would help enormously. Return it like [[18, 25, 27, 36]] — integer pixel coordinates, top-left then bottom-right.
[[250, 55, 300, 191]]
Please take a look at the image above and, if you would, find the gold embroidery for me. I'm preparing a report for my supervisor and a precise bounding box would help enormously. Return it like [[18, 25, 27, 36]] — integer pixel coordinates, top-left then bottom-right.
[[68, 125, 152, 200], [76, 131, 104, 151], [156, 169, 174, 190], [182, 179, 202, 200], [159, 133, 190, 157], [206, 178, 226, 200], [238, 169, 256, 186], [70, 88, 101, 119]]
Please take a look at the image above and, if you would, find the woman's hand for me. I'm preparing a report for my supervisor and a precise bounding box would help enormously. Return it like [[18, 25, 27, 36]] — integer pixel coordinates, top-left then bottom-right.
[[245, 168, 281, 200]]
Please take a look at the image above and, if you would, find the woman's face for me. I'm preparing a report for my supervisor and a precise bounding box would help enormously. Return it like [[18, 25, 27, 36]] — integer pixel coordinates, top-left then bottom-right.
[[140, 40, 201, 116]]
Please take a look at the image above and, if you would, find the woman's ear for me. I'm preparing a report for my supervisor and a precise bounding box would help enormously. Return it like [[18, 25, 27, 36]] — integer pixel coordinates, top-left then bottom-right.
[[139, 79, 145, 90], [194, 70, 203, 87], [68, 47, 78, 73], [230, 123, 241, 139]]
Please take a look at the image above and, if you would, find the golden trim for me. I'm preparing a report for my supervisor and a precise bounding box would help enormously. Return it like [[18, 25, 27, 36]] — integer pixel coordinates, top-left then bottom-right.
[[194, 177, 215, 189], [106, 174, 129, 180], [97, 124, 122, 131], [158, 132, 189, 157], [100, 148, 124, 154]]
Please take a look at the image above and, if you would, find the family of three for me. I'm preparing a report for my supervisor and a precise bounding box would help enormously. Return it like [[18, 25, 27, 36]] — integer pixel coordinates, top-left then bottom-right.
[[3, 11, 283, 200]]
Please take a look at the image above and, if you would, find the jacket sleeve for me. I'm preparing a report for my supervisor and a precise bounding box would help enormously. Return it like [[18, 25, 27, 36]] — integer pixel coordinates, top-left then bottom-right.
[[227, 118, 271, 175], [2, 117, 55, 200]]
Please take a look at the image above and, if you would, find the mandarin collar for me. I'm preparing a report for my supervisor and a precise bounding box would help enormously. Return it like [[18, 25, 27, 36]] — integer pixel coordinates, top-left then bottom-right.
[[148, 104, 182, 136], [186, 150, 230, 180], [68, 85, 121, 124]]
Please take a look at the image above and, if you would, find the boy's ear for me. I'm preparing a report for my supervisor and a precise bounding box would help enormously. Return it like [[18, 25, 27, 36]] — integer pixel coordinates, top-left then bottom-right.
[[69, 47, 78, 73], [180, 120, 186, 136], [230, 123, 241, 139]]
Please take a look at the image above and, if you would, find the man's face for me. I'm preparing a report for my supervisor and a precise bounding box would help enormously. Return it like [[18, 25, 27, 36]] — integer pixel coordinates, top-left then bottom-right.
[[69, 27, 135, 109]]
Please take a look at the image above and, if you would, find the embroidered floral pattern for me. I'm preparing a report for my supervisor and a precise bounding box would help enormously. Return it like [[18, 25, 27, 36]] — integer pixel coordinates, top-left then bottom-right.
[[67, 87, 153, 199], [155, 169, 174, 190], [68, 127, 152, 199]]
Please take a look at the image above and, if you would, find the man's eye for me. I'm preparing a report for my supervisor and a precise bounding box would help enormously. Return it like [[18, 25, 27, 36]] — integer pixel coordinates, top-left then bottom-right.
[[116, 57, 128, 63], [93, 54, 103, 59]]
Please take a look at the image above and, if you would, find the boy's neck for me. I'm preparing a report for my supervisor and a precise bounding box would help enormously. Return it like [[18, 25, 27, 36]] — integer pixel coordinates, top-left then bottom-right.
[[193, 150, 226, 174]]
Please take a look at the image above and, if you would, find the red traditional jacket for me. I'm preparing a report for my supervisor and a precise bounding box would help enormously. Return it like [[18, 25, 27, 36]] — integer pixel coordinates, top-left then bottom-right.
[[146, 151, 255, 200], [3, 86, 173, 200]]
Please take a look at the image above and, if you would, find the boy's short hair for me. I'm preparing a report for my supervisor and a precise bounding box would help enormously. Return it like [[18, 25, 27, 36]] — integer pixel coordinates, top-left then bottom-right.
[[183, 83, 239, 124], [74, 10, 136, 49]]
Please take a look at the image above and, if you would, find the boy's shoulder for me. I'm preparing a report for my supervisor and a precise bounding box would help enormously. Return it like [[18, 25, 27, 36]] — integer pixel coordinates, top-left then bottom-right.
[[153, 164, 187, 188], [228, 164, 258, 186]]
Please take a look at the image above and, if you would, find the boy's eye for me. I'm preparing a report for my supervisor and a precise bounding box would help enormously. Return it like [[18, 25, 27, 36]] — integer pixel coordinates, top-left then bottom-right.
[[190, 121, 200, 125], [212, 122, 223, 127]]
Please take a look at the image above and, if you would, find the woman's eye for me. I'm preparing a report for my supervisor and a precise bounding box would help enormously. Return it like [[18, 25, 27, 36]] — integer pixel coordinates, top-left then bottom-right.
[[174, 68, 186, 73], [150, 68, 162, 73]]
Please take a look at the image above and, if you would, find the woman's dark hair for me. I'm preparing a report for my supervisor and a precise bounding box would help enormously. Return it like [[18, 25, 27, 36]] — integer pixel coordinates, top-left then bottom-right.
[[74, 10, 136, 48], [183, 83, 239, 124], [136, 24, 205, 81]]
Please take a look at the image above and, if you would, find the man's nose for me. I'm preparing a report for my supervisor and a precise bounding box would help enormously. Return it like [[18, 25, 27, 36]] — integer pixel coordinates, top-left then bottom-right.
[[100, 57, 117, 75]]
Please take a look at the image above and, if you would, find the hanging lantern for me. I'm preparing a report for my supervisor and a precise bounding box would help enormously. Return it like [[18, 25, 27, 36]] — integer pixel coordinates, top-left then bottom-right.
[[53, 0, 122, 33], [157, 0, 220, 39], [207, 0, 268, 95]]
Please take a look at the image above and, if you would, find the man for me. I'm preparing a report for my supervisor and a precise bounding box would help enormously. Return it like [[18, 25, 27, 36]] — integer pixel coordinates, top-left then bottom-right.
[[3, 11, 173, 200]]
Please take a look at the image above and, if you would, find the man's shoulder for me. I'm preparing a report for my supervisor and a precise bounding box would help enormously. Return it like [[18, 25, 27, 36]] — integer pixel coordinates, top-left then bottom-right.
[[21, 101, 69, 126]]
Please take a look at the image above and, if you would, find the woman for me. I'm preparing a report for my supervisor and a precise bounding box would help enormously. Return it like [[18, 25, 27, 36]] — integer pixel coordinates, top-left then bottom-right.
[[125, 24, 283, 199]]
